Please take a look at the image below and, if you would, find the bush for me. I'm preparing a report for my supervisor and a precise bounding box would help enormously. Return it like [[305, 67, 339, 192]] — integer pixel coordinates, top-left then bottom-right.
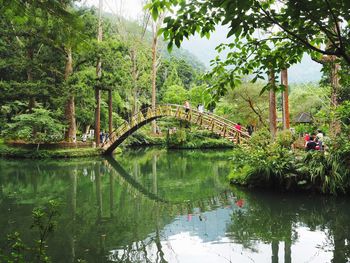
[[166, 129, 234, 149], [276, 130, 295, 148], [230, 143, 298, 190], [124, 131, 165, 147], [167, 129, 187, 147], [248, 128, 272, 148], [2, 108, 64, 143]]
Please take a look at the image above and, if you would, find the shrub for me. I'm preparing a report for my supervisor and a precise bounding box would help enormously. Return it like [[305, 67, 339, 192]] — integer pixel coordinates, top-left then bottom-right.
[[276, 130, 295, 148], [2, 108, 64, 143], [230, 143, 299, 190], [167, 129, 187, 147]]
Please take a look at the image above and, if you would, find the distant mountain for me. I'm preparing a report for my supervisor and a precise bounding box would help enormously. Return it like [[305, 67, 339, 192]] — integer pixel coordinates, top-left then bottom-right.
[[160, 45, 206, 72], [102, 11, 206, 73]]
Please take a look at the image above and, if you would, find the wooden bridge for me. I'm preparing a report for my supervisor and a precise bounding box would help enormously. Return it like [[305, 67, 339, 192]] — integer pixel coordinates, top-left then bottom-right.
[[102, 104, 250, 154]]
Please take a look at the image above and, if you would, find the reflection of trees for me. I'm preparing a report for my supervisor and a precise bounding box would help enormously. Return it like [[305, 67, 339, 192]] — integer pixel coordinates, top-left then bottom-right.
[[115, 148, 232, 203], [2, 154, 350, 263], [227, 188, 350, 263]]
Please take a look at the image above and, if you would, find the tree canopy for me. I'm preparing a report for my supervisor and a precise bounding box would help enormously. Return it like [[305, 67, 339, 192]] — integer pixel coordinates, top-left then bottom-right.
[[148, 0, 350, 100]]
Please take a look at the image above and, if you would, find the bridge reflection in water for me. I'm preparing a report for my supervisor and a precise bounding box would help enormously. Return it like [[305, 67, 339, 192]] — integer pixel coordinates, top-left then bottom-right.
[[0, 149, 350, 263]]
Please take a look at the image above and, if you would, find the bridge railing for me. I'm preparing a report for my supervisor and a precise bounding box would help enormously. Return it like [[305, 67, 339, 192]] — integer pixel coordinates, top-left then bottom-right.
[[164, 104, 250, 139], [102, 105, 170, 148], [102, 104, 250, 148]]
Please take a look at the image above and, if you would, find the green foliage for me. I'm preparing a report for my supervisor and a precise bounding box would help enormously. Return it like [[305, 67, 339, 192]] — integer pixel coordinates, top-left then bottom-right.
[[230, 143, 298, 190], [289, 84, 330, 123], [1, 232, 27, 263], [31, 200, 60, 262], [230, 125, 350, 194], [247, 128, 272, 148], [0, 200, 60, 263], [162, 85, 188, 105], [123, 131, 165, 147], [0, 144, 103, 158], [337, 100, 350, 126], [2, 108, 64, 143], [167, 129, 187, 147], [301, 138, 350, 194], [166, 129, 233, 149], [188, 84, 211, 107], [148, 0, 350, 106], [214, 82, 268, 127], [0, 1, 204, 145], [294, 123, 315, 136], [276, 130, 295, 148]]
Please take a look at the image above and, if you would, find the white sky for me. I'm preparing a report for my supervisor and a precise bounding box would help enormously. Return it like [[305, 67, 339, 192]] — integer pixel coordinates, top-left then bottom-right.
[[81, 0, 144, 20]]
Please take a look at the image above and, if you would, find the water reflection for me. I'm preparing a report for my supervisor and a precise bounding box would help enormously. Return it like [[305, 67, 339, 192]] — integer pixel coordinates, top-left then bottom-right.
[[0, 149, 349, 262]]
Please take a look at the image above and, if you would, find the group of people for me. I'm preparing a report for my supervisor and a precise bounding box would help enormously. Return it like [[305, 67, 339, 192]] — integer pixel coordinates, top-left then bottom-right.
[[304, 130, 324, 151], [183, 101, 205, 114], [81, 131, 109, 143]]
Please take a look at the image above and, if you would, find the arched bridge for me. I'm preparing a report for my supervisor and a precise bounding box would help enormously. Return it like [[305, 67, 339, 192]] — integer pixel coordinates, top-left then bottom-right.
[[102, 104, 250, 154]]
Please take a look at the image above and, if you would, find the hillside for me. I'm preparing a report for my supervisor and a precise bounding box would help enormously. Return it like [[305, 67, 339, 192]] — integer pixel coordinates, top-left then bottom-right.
[[102, 11, 206, 73]]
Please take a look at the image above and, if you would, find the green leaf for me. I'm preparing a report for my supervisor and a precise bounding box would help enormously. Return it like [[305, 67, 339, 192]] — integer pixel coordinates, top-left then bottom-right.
[[152, 7, 159, 20]]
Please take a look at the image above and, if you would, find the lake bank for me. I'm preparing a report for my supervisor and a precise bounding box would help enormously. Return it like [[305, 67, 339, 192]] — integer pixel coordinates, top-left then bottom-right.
[[0, 129, 233, 158]]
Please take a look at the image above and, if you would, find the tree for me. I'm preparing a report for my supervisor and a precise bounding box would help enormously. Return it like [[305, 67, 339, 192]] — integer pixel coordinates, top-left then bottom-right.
[[151, 12, 165, 134], [162, 84, 188, 105], [95, 0, 103, 145], [148, 0, 350, 65], [148, 0, 350, 136], [2, 108, 64, 143], [215, 82, 269, 128]]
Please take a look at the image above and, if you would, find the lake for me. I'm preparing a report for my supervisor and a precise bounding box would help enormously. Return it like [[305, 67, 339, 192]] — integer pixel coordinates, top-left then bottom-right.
[[0, 148, 349, 262]]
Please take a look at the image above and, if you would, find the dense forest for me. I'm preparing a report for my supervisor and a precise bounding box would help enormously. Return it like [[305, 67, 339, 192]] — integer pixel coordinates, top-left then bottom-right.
[[0, 0, 207, 143]]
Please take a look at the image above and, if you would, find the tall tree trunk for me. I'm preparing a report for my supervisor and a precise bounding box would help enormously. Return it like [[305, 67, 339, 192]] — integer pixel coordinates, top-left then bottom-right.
[[64, 47, 76, 142], [271, 240, 279, 263], [130, 49, 138, 116], [281, 68, 290, 130], [151, 21, 159, 134], [95, 88, 101, 145], [108, 89, 113, 136], [27, 48, 36, 112], [151, 34, 157, 133], [330, 61, 341, 136], [95, 0, 103, 145], [269, 69, 277, 138]]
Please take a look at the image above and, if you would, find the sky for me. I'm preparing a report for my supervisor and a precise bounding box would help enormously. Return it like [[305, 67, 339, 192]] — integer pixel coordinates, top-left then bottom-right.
[[81, 0, 323, 83], [82, 0, 144, 20]]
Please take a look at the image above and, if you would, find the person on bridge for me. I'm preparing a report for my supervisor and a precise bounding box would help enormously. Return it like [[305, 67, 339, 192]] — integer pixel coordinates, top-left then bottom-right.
[[184, 100, 190, 113], [197, 103, 204, 113], [235, 123, 242, 132], [247, 125, 253, 135]]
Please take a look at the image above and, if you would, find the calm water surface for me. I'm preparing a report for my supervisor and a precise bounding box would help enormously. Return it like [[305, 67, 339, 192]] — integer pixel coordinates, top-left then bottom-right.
[[0, 148, 349, 262]]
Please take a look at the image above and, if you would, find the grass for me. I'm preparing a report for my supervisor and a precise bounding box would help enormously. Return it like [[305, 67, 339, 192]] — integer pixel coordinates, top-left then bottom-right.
[[0, 142, 122, 159]]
